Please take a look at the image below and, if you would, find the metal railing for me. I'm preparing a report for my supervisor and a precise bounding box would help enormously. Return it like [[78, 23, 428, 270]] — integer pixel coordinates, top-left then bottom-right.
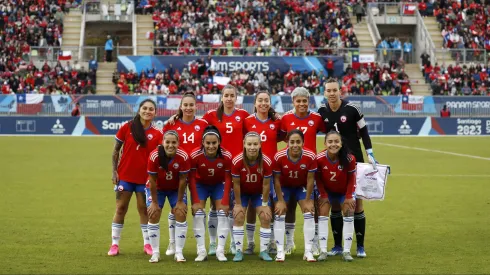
[[367, 2, 418, 24], [416, 9, 437, 66], [366, 7, 381, 45], [29, 46, 98, 63], [433, 48, 488, 65]]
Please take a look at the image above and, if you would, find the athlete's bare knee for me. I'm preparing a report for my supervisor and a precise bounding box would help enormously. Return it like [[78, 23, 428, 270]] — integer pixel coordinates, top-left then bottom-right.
[[355, 199, 364, 212]]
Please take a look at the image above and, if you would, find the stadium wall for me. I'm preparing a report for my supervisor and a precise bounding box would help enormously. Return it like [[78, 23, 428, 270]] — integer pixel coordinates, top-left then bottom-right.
[[2, 116, 490, 136]]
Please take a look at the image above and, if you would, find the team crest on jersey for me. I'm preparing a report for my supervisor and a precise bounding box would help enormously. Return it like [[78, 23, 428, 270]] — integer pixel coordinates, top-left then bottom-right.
[[300, 164, 306, 169], [338, 165, 343, 171], [217, 163, 223, 168], [195, 125, 201, 131], [270, 124, 275, 130], [118, 185, 124, 191], [173, 163, 179, 169], [235, 116, 241, 122], [341, 116, 347, 122], [147, 134, 153, 140], [257, 168, 262, 173], [308, 120, 314, 126]]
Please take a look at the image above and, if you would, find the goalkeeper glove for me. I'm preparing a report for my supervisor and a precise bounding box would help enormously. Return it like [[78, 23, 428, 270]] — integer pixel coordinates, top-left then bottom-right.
[[366, 149, 378, 170]]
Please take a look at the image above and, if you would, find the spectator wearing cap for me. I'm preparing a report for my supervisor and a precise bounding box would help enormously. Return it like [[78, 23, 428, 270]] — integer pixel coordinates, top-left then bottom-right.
[[105, 35, 113, 62]]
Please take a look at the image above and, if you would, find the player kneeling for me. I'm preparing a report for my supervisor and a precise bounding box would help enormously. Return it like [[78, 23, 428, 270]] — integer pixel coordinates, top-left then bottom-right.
[[315, 131, 357, 262], [146, 131, 190, 263], [231, 132, 274, 262], [273, 129, 318, 262]]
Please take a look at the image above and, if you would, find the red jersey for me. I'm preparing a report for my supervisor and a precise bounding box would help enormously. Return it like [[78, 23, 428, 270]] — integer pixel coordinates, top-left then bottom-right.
[[315, 150, 357, 199], [163, 117, 208, 154], [231, 153, 273, 195], [243, 114, 281, 158], [273, 148, 317, 187], [202, 108, 249, 157], [115, 122, 163, 184], [147, 148, 190, 191], [280, 111, 326, 152], [189, 148, 233, 204]]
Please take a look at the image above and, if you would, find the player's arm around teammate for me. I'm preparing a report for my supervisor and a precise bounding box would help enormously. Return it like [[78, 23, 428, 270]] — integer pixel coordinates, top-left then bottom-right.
[[146, 131, 190, 263], [315, 131, 357, 262], [272, 129, 317, 262], [188, 126, 233, 262], [230, 132, 274, 262]]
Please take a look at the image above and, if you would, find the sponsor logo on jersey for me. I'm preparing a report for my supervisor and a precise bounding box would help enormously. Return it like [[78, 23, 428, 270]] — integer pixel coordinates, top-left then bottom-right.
[[308, 120, 314, 126], [340, 116, 347, 122], [147, 134, 153, 140], [177, 127, 182, 130], [195, 125, 200, 131], [242, 168, 247, 171], [300, 164, 307, 169], [290, 122, 295, 126], [51, 119, 65, 134], [201, 163, 206, 167], [323, 166, 329, 170], [217, 163, 223, 168], [270, 124, 275, 130], [118, 185, 124, 191], [284, 165, 288, 168], [398, 120, 412, 135], [324, 118, 329, 123], [252, 125, 257, 128], [173, 163, 179, 169], [235, 116, 241, 122]]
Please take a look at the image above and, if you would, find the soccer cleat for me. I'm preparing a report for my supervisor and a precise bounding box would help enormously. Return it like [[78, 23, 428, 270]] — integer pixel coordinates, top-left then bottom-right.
[[107, 244, 119, 256], [216, 250, 228, 262], [326, 245, 343, 256], [233, 250, 244, 262], [357, 245, 367, 258], [229, 243, 237, 255], [195, 249, 208, 262], [267, 242, 277, 254], [343, 252, 354, 262], [285, 244, 296, 255], [303, 251, 317, 262], [259, 251, 273, 262], [275, 251, 285, 262], [208, 242, 217, 256], [149, 252, 160, 263], [317, 251, 328, 261], [244, 242, 255, 255], [165, 242, 175, 256], [174, 252, 186, 262]]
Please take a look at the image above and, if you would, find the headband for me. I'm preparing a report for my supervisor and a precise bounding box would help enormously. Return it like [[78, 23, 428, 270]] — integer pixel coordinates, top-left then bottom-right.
[[203, 131, 220, 141]]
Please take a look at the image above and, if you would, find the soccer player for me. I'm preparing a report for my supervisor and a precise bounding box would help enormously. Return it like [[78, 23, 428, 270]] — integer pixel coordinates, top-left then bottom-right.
[[146, 131, 190, 263], [318, 78, 377, 258], [272, 129, 318, 262], [109, 99, 163, 256], [161, 92, 208, 256], [315, 131, 358, 262], [280, 87, 326, 256], [230, 132, 274, 262], [189, 126, 233, 262], [242, 89, 282, 255]]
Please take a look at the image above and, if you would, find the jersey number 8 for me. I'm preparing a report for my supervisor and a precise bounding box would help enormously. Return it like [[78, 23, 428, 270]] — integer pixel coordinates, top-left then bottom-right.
[[166, 172, 173, 180]]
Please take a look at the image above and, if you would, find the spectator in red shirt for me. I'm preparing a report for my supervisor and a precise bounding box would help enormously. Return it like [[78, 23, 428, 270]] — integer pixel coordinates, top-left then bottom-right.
[[71, 102, 81, 117]]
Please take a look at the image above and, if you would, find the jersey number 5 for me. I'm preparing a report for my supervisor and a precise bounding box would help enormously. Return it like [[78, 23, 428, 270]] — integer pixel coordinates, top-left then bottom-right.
[[226, 122, 233, 133]]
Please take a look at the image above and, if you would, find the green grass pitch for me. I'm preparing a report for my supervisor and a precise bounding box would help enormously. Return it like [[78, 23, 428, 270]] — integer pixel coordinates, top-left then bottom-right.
[[1, 136, 490, 274]]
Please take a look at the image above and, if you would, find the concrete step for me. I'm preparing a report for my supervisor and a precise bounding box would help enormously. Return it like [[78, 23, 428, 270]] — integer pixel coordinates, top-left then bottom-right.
[[63, 33, 81, 40], [137, 39, 153, 46], [137, 16, 153, 23], [64, 22, 81, 28], [65, 16, 82, 22], [96, 83, 115, 91], [356, 34, 373, 41]]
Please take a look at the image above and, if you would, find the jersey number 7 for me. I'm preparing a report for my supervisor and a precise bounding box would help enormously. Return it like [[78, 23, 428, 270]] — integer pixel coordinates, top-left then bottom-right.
[[297, 127, 308, 134]]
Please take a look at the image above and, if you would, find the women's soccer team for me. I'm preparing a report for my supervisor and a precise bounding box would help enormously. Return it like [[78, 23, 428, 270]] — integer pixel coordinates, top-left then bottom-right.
[[108, 81, 376, 263]]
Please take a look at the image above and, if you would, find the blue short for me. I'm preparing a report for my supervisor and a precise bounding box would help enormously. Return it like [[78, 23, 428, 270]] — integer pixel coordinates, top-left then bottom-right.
[[240, 194, 269, 208], [229, 189, 235, 209], [145, 188, 187, 208], [269, 176, 276, 199], [196, 183, 224, 202], [275, 186, 313, 202], [313, 183, 320, 199], [114, 180, 145, 193], [328, 192, 356, 204]]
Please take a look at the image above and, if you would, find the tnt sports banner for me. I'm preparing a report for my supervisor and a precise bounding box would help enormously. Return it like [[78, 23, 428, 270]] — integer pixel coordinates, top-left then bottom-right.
[[116, 56, 345, 77], [1, 116, 490, 136]]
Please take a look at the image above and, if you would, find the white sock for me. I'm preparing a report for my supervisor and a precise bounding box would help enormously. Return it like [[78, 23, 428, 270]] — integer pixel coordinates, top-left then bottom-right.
[[193, 210, 206, 251], [148, 223, 160, 254], [228, 212, 235, 245], [343, 217, 354, 253], [303, 213, 315, 252], [217, 210, 229, 252], [111, 223, 123, 245], [175, 221, 187, 254], [233, 226, 244, 251], [259, 227, 271, 253], [318, 216, 329, 252], [246, 223, 256, 245], [315, 223, 319, 236], [208, 210, 218, 244], [141, 224, 150, 245], [168, 214, 176, 244], [273, 215, 285, 253], [285, 223, 295, 246]]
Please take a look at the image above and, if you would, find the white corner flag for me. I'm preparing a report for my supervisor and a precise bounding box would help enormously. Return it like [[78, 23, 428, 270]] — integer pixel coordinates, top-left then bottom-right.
[[355, 163, 390, 201]]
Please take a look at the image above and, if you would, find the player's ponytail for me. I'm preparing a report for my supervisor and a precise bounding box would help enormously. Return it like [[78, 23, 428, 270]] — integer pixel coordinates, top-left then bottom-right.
[[131, 99, 156, 147], [217, 84, 237, 122], [201, 125, 223, 158], [254, 89, 277, 121], [176, 91, 196, 120]]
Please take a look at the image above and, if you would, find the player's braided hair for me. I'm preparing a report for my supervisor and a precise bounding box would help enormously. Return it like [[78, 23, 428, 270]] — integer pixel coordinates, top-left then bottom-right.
[[201, 125, 224, 159], [217, 84, 238, 122], [131, 99, 156, 147], [243, 132, 263, 176], [254, 89, 278, 121], [325, 130, 352, 169], [175, 91, 196, 120], [158, 130, 179, 171]]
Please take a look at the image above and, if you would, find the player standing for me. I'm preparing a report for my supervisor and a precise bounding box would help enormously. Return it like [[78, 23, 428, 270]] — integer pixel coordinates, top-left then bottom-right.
[[230, 132, 274, 262], [280, 87, 326, 255], [108, 99, 163, 256], [272, 129, 318, 262], [146, 131, 190, 263], [189, 126, 233, 262], [242, 89, 282, 255], [315, 131, 358, 262], [317, 78, 377, 258]]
